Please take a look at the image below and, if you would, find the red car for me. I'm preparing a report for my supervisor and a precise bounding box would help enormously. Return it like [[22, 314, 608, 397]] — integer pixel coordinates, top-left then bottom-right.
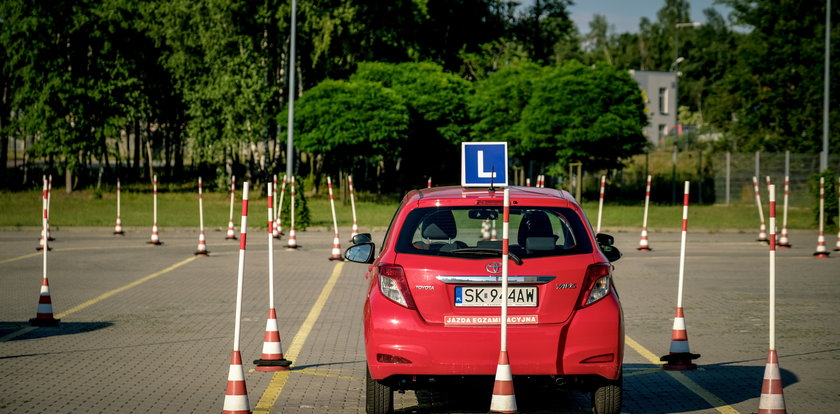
[[345, 185, 624, 414]]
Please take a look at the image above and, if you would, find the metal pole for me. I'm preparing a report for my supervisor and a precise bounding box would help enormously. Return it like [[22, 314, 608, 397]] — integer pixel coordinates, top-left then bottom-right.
[[285, 0, 297, 179], [725, 152, 731, 205], [823, 0, 831, 171]]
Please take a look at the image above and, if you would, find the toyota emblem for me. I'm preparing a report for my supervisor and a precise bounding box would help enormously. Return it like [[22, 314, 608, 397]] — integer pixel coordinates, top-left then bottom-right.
[[485, 262, 502, 274]]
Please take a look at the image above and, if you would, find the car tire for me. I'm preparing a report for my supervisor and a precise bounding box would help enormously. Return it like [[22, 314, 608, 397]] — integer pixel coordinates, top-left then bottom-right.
[[591, 377, 622, 414], [365, 368, 393, 414]]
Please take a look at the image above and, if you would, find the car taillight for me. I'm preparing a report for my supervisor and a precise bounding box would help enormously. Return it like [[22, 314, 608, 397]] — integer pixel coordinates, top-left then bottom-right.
[[377, 264, 416, 309], [578, 263, 612, 308]]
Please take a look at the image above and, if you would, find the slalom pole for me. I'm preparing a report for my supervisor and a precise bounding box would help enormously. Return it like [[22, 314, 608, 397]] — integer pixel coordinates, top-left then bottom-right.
[[46, 174, 54, 241], [148, 175, 162, 245], [835, 177, 840, 251], [276, 175, 287, 237], [286, 176, 298, 249], [661, 181, 700, 370], [778, 176, 791, 247], [348, 175, 359, 241], [814, 177, 830, 257], [36, 175, 51, 252], [753, 176, 769, 243], [489, 187, 516, 413], [638, 174, 652, 251], [195, 177, 209, 256], [225, 176, 238, 240], [327, 177, 343, 260], [30, 177, 59, 326], [596, 175, 605, 233], [428, 177, 432, 188], [758, 184, 787, 414], [254, 181, 292, 371], [272, 175, 280, 238], [114, 179, 125, 235], [222, 182, 251, 414]]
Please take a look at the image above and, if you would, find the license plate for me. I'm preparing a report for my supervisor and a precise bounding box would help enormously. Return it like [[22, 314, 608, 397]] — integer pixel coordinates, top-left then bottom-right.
[[454, 286, 537, 307]]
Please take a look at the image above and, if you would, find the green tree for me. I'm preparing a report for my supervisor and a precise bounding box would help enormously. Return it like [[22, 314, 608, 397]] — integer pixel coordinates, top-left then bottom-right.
[[517, 60, 648, 172]]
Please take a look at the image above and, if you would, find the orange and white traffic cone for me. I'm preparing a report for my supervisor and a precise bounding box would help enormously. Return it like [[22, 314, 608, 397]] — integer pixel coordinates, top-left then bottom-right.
[[287, 176, 298, 249], [30, 277, 60, 327], [638, 228, 651, 251], [834, 231, 840, 252], [254, 308, 292, 371], [226, 176, 238, 240], [222, 350, 251, 414], [660, 307, 700, 370], [489, 350, 517, 413], [758, 349, 787, 414], [481, 219, 491, 240], [195, 231, 208, 256]]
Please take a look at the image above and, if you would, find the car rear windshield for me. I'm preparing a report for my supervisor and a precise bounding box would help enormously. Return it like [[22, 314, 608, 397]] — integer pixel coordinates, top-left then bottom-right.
[[395, 206, 593, 259]]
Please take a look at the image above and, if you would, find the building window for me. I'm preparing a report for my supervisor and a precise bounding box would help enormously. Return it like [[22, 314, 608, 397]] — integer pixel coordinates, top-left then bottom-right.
[[658, 87, 669, 115]]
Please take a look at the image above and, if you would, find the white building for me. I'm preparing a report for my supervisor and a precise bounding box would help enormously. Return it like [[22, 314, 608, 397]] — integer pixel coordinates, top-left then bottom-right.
[[629, 70, 678, 147]]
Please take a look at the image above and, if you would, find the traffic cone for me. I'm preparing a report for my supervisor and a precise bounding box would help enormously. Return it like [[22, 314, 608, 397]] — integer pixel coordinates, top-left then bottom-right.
[[481, 219, 491, 240], [148, 223, 162, 245], [195, 231, 208, 256], [36, 234, 51, 251], [29, 277, 60, 327], [254, 308, 292, 371], [777, 226, 791, 248], [226, 176, 238, 240], [757, 223, 768, 244], [758, 349, 787, 414], [660, 307, 700, 370], [814, 177, 830, 258], [834, 231, 840, 252], [489, 350, 517, 413], [638, 227, 651, 251], [329, 234, 342, 260], [490, 221, 498, 240], [222, 350, 251, 414], [814, 232, 830, 258]]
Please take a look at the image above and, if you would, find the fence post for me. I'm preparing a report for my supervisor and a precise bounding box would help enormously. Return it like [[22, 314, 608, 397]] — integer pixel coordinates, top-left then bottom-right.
[[725, 152, 731, 205]]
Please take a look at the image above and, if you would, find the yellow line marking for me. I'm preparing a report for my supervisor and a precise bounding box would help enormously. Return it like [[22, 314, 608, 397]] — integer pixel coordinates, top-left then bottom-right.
[[0, 255, 199, 343], [254, 261, 345, 413], [625, 335, 740, 414], [0, 252, 40, 265], [249, 368, 360, 382], [55, 256, 199, 319]]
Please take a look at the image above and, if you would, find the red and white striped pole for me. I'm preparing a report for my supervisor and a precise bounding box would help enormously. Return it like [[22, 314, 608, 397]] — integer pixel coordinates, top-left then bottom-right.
[[753, 176, 769, 243], [327, 177, 343, 260], [223, 181, 251, 414], [638, 174, 652, 251], [254, 182, 292, 371], [46, 174, 54, 241], [777, 176, 791, 248], [148, 175, 162, 245], [596, 175, 606, 233], [835, 177, 840, 251], [525, 178, 531, 187], [272, 175, 280, 238], [114, 179, 125, 235], [276, 175, 287, 237], [30, 177, 59, 327], [661, 181, 700, 370], [348, 175, 359, 240], [195, 177, 209, 256], [814, 177, 830, 258], [36, 175, 50, 252], [758, 184, 787, 414], [286, 176, 298, 249], [427, 177, 432, 188], [225, 176, 238, 240], [489, 187, 517, 413]]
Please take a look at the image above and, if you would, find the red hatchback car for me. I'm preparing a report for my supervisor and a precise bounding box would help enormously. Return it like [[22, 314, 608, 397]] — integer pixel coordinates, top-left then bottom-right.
[[345, 185, 624, 414]]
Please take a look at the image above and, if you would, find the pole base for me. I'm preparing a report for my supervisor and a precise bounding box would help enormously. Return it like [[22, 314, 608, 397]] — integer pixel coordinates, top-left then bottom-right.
[[194, 250, 210, 256], [225, 235, 237, 240], [254, 358, 292, 372], [147, 241, 163, 245], [30, 317, 60, 327], [328, 256, 344, 261], [35, 246, 53, 252], [756, 239, 770, 244], [637, 246, 652, 252], [660, 352, 700, 371], [777, 243, 791, 248], [113, 231, 125, 236], [813, 251, 830, 258]]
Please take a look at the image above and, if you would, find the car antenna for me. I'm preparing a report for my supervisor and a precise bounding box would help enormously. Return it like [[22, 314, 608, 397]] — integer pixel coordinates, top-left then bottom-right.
[[488, 165, 496, 192]]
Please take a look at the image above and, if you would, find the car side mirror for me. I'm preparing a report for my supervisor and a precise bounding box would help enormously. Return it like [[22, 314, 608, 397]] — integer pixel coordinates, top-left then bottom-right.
[[345, 242, 375, 263], [351, 233, 372, 245], [596, 233, 622, 262]]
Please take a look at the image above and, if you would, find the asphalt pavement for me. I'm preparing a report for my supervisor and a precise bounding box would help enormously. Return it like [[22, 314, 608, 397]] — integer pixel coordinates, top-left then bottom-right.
[[1, 224, 838, 413]]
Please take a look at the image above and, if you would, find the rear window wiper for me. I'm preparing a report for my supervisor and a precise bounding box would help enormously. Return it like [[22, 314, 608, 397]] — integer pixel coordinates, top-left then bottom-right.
[[448, 248, 523, 265]]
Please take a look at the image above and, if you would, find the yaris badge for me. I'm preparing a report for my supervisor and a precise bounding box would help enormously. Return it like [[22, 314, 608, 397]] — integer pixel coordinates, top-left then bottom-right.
[[485, 262, 502, 274]]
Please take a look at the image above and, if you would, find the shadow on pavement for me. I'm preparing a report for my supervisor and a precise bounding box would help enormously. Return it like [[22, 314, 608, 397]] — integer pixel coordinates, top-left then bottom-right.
[[0, 321, 113, 342]]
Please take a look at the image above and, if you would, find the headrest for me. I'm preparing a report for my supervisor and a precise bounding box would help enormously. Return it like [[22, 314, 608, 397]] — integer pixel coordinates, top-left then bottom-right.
[[421, 210, 458, 240], [517, 210, 554, 246]]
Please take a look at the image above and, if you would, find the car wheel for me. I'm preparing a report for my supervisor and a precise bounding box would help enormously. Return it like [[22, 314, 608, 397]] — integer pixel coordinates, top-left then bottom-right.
[[591, 377, 622, 414], [365, 368, 394, 414]]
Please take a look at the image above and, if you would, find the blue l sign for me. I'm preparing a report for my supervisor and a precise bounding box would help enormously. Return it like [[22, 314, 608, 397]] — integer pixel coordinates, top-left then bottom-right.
[[461, 142, 508, 187]]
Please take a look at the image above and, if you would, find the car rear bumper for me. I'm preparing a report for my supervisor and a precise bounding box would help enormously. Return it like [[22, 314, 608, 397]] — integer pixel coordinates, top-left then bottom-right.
[[365, 291, 623, 381]]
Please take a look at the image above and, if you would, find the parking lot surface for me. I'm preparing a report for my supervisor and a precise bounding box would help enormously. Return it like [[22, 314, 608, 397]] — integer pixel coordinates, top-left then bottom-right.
[[1, 225, 838, 413]]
